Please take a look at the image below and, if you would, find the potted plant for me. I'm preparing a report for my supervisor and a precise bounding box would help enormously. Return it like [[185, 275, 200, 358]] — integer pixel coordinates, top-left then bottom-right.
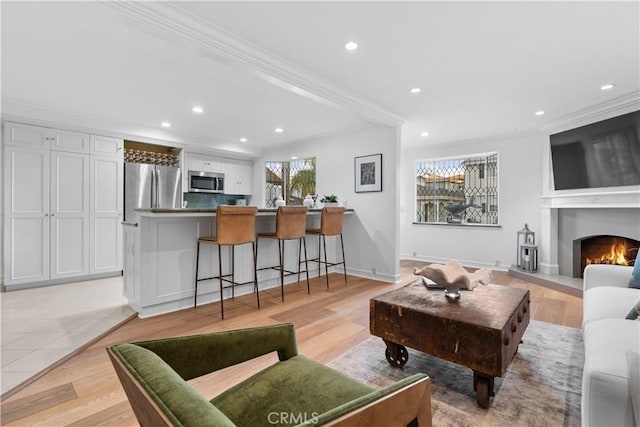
[[321, 194, 339, 207]]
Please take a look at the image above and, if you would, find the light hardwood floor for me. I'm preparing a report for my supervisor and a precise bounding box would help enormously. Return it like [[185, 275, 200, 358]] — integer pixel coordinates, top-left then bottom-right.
[[0, 261, 583, 426]]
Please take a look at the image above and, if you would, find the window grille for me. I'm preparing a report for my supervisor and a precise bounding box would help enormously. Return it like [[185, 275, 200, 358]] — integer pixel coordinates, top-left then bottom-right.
[[265, 158, 316, 207], [415, 153, 498, 225]]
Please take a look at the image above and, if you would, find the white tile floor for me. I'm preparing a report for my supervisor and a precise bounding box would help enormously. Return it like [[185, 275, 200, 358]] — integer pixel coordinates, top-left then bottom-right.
[[1, 277, 135, 395]]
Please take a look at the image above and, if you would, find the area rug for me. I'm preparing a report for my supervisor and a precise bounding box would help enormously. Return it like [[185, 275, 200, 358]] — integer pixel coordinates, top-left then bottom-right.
[[328, 320, 584, 427]]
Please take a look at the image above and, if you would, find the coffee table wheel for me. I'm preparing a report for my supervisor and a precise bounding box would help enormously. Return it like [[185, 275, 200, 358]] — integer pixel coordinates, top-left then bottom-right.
[[384, 342, 408, 368], [476, 376, 490, 409]]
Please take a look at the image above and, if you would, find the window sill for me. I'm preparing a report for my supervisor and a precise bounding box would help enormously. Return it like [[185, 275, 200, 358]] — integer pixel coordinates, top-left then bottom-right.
[[412, 222, 501, 228]]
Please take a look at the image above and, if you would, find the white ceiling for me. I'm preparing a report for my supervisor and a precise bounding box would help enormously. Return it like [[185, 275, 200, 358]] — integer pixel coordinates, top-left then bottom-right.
[[2, 1, 639, 157]]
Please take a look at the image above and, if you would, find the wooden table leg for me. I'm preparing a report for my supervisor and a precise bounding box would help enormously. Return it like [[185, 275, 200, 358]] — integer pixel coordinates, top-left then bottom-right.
[[473, 371, 495, 408], [383, 339, 408, 368]]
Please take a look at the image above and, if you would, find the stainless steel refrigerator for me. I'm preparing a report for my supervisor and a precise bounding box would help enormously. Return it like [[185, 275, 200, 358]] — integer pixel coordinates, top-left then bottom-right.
[[124, 163, 182, 223]]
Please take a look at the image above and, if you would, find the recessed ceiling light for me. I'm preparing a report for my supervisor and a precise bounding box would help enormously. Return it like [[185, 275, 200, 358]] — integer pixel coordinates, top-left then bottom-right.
[[410, 88, 421, 94], [274, 127, 284, 133], [291, 156, 298, 160], [161, 122, 171, 128], [240, 137, 248, 142], [535, 111, 545, 116], [192, 106, 204, 113], [600, 83, 615, 91], [344, 41, 358, 51], [420, 131, 429, 137]]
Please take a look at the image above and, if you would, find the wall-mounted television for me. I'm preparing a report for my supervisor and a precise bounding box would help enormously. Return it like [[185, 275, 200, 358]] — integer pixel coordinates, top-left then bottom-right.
[[550, 110, 640, 191]]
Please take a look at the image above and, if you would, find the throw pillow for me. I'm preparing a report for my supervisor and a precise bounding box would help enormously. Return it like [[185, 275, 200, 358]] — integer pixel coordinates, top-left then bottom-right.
[[626, 300, 640, 320], [629, 250, 640, 289]]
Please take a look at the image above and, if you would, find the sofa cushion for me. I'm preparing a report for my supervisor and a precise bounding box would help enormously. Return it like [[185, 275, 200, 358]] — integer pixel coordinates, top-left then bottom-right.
[[630, 251, 640, 288], [211, 355, 374, 426], [582, 319, 640, 427], [627, 300, 640, 320], [583, 286, 640, 325]]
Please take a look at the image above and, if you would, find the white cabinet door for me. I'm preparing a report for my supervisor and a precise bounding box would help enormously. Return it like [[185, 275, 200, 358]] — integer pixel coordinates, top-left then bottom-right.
[[4, 122, 49, 147], [90, 155, 123, 273], [236, 160, 253, 195], [224, 160, 239, 194], [206, 158, 225, 173], [51, 129, 90, 153], [91, 135, 123, 156], [4, 145, 50, 283], [187, 153, 225, 173], [224, 159, 253, 195], [188, 153, 206, 172], [50, 151, 90, 279]]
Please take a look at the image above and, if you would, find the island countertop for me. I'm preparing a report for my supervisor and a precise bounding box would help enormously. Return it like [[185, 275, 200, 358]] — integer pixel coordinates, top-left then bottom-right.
[[130, 207, 353, 219], [136, 207, 352, 213]]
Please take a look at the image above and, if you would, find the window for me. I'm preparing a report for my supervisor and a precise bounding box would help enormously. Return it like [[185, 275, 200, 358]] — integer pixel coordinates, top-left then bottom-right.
[[415, 152, 498, 225], [265, 158, 316, 207]]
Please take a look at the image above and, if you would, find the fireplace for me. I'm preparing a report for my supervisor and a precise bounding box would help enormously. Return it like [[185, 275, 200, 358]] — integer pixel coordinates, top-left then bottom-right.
[[573, 235, 639, 278]]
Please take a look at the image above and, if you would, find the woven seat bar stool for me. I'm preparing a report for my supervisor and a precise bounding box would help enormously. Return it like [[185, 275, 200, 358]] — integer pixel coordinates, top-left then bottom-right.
[[194, 205, 259, 319], [256, 206, 310, 302], [306, 207, 347, 288]]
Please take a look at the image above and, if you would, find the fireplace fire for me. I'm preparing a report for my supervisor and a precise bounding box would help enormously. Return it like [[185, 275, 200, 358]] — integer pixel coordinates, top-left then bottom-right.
[[573, 235, 639, 278]]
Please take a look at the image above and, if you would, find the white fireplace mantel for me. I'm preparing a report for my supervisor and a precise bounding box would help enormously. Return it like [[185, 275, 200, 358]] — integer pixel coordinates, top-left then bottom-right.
[[540, 189, 640, 209], [538, 188, 640, 275]]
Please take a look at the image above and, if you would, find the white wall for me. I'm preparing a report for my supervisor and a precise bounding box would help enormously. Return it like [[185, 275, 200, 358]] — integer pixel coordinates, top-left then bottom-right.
[[256, 125, 402, 282], [400, 131, 544, 270]]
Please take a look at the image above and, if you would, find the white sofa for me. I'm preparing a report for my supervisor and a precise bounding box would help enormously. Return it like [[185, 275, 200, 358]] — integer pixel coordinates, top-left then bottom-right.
[[582, 264, 640, 427]]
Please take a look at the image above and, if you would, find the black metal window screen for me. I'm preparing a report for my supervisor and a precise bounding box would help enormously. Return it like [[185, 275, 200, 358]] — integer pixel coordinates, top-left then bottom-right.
[[265, 158, 316, 207], [415, 153, 499, 225]]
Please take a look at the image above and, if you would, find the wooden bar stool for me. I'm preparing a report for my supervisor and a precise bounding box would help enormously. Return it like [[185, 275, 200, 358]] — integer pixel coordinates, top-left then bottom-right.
[[306, 207, 347, 288], [256, 206, 310, 302], [194, 206, 259, 319]]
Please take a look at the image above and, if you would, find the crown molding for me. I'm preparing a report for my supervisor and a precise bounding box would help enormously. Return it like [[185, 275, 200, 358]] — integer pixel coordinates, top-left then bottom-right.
[[102, 1, 405, 127], [540, 90, 640, 134]]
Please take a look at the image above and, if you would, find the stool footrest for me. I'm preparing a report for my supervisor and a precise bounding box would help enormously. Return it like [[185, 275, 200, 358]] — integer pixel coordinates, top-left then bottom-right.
[[307, 257, 345, 268], [196, 275, 257, 292], [257, 266, 307, 278]]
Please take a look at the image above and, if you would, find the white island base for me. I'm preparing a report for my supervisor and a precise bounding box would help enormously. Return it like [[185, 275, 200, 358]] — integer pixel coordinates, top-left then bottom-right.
[[123, 209, 347, 318]]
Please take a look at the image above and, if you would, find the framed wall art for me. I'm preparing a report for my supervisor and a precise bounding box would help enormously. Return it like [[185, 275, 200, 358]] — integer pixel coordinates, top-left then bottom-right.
[[354, 153, 382, 193]]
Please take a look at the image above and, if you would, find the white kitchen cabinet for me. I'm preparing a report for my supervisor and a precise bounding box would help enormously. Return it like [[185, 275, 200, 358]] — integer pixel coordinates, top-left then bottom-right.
[[5, 121, 90, 153], [50, 150, 90, 279], [187, 153, 205, 172], [90, 154, 123, 274], [4, 122, 50, 148], [3, 144, 50, 284], [186, 153, 224, 174], [50, 129, 90, 153], [3, 122, 123, 288], [90, 134, 123, 156], [224, 158, 253, 195]]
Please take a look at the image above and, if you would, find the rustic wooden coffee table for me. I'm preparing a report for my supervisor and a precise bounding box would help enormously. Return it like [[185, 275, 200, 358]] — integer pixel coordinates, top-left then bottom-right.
[[370, 281, 530, 408]]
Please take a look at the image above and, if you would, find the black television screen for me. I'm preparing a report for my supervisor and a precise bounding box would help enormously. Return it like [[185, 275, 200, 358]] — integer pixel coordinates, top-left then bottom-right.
[[550, 110, 640, 190]]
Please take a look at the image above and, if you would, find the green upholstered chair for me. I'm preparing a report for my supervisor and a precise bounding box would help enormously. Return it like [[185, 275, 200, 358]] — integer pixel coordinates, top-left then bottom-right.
[[108, 323, 432, 427]]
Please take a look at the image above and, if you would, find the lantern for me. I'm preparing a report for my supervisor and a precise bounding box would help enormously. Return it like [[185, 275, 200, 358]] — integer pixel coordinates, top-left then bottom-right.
[[517, 224, 537, 271], [519, 242, 538, 272]]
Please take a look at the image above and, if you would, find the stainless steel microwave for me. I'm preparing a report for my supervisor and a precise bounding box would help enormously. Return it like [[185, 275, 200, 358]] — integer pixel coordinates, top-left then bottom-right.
[[188, 170, 224, 193]]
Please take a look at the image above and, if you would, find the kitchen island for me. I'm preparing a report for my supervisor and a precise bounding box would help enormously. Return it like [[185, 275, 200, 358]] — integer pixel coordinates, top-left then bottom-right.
[[123, 208, 352, 317]]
